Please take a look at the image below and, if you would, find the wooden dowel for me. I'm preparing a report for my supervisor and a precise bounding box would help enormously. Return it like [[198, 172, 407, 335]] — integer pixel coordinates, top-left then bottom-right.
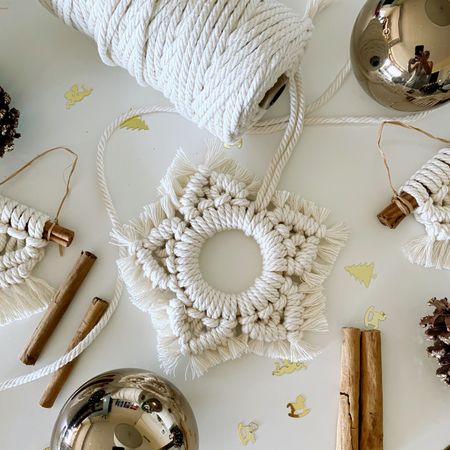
[[377, 192, 418, 229], [336, 327, 361, 450], [43, 221, 75, 247], [20, 251, 97, 366], [40, 297, 109, 408], [360, 330, 383, 450]]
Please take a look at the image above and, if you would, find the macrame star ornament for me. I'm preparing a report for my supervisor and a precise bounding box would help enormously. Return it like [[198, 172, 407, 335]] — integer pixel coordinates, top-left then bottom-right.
[[0, 195, 54, 325], [114, 147, 347, 377]]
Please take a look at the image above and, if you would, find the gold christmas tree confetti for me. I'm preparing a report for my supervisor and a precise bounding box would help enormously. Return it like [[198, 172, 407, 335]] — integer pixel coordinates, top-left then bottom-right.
[[287, 395, 311, 419], [272, 359, 307, 376], [364, 305, 386, 330], [120, 115, 149, 131], [224, 138, 243, 149], [345, 262, 376, 288], [237, 422, 258, 445], [64, 84, 93, 109]]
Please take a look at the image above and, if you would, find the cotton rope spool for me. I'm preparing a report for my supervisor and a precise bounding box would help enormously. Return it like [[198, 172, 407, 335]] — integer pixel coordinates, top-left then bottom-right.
[[39, 0, 317, 143]]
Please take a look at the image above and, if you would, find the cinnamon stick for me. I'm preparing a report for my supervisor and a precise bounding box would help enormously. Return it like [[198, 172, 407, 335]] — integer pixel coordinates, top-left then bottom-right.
[[360, 330, 383, 450], [40, 297, 109, 408], [43, 221, 75, 248], [20, 251, 97, 365], [336, 327, 361, 450], [377, 192, 418, 229]]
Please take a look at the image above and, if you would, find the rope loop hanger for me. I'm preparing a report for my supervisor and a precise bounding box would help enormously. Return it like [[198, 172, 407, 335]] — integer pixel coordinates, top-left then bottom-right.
[[375, 121, 450, 269], [0, 146, 78, 327]]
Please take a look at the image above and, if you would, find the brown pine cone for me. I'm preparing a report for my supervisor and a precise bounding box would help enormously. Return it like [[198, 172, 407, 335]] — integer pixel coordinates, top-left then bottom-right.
[[421, 297, 450, 386], [0, 86, 20, 158]]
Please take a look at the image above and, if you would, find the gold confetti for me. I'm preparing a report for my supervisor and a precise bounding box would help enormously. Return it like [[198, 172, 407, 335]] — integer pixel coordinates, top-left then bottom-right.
[[120, 115, 149, 131], [345, 262, 376, 288], [287, 394, 311, 419], [224, 138, 243, 149], [272, 359, 307, 376], [364, 305, 386, 330], [237, 422, 258, 445], [64, 84, 93, 109]]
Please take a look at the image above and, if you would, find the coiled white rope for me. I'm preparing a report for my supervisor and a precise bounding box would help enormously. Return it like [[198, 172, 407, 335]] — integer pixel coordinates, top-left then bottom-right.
[[0, 0, 432, 391]]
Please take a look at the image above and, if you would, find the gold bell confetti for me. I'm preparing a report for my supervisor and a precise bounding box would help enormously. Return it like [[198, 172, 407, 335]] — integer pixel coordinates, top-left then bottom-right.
[[287, 395, 311, 419], [272, 359, 307, 376], [237, 422, 258, 445], [364, 305, 387, 330], [64, 84, 93, 109]]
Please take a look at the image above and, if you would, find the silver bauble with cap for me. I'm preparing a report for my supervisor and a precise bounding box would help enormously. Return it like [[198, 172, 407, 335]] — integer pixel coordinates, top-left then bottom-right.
[[351, 0, 450, 111], [50, 369, 198, 450]]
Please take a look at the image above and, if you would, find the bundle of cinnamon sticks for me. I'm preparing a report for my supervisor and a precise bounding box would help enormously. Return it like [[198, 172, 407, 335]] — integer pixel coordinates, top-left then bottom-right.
[[336, 328, 383, 450]]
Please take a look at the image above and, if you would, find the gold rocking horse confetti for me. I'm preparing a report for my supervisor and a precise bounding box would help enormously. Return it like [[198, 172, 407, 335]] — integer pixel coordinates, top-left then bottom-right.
[[364, 306, 387, 330], [287, 395, 311, 418]]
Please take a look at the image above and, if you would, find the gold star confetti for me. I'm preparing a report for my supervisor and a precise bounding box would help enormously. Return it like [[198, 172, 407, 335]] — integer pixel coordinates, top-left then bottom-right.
[[287, 394, 311, 419], [64, 84, 93, 109], [272, 359, 307, 376], [237, 422, 258, 445], [120, 115, 149, 131], [364, 305, 387, 330], [345, 262, 376, 288]]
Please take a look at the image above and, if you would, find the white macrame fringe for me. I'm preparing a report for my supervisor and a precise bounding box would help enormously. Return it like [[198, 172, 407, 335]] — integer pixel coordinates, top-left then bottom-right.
[[0, 277, 54, 326], [404, 237, 450, 270]]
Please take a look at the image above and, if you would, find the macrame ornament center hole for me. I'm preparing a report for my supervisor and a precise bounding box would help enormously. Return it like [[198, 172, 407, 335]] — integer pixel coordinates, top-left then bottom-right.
[[199, 230, 263, 294]]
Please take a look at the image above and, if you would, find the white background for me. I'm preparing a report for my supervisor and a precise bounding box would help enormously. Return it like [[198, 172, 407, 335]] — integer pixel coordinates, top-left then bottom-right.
[[0, 1, 449, 449]]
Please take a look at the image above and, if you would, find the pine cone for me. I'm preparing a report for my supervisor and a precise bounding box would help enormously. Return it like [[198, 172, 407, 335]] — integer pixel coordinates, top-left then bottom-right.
[[420, 297, 450, 386], [0, 86, 20, 158]]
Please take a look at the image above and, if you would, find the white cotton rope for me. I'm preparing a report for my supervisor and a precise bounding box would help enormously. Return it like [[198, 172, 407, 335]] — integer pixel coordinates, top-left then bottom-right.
[[0, 0, 433, 390]]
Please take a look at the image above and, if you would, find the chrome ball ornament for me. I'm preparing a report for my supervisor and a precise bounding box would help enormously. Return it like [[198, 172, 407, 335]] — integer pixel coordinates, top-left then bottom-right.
[[50, 369, 198, 450], [351, 0, 450, 111]]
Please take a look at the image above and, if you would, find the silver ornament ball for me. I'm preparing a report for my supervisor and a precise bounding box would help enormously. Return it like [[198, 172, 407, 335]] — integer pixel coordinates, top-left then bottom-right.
[[351, 0, 450, 111], [51, 369, 198, 450]]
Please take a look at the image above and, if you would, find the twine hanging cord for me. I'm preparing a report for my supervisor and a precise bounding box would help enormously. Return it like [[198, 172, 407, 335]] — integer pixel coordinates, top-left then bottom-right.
[[0, 146, 78, 240], [377, 120, 450, 216]]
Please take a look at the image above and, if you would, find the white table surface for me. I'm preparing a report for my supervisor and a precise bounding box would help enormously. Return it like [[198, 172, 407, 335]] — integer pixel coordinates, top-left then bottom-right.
[[1, 1, 450, 449]]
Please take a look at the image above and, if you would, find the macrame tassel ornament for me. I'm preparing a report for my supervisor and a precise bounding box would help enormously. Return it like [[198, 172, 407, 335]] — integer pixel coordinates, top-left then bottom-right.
[[377, 121, 450, 270], [0, 148, 77, 325]]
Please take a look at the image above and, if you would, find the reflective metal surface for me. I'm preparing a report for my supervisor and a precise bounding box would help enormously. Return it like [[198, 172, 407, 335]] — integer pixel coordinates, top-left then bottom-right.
[[351, 0, 450, 111], [51, 369, 198, 450]]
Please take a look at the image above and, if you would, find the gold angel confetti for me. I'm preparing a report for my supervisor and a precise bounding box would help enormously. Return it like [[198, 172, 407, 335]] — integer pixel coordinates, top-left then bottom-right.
[[345, 262, 376, 288], [224, 138, 243, 149], [64, 84, 93, 109], [237, 422, 258, 445], [287, 395, 311, 419], [120, 115, 149, 131], [364, 305, 386, 330], [272, 359, 307, 376]]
